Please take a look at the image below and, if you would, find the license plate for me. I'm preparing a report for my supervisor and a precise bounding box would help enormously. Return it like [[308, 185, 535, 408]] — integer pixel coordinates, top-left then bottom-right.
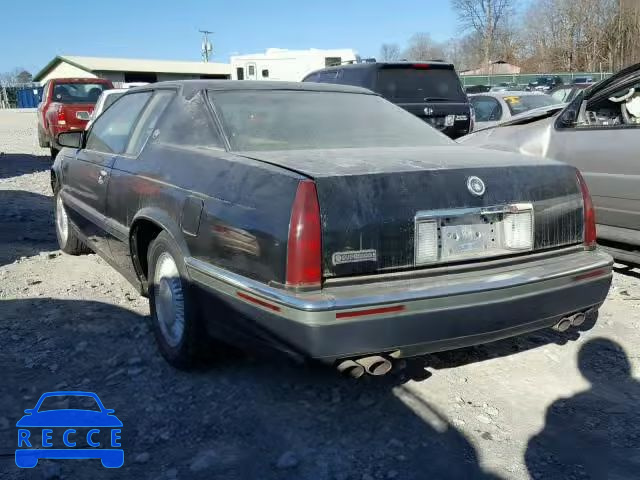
[[415, 204, 534, 265], [76, 111, 90, 120]]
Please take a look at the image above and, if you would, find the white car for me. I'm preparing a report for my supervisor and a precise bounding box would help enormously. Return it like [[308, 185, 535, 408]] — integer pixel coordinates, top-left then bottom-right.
[[86, 88, 128, 130], [468, 91, 562, 131]]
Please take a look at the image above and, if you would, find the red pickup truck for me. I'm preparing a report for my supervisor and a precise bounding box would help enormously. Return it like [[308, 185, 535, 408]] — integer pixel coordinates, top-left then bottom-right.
[[37, 78, 113, 157]]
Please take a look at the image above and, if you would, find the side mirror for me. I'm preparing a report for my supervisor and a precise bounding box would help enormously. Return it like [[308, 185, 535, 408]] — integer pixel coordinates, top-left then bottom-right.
[[556, 93, 584, 129], [57, 131, 84, 149]]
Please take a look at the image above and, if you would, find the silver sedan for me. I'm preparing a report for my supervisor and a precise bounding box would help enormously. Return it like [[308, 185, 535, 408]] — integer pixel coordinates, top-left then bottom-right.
[[469, 91, 562, 131]]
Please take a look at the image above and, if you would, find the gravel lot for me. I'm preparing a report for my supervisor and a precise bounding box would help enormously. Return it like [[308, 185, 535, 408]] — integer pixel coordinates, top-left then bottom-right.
[[1, 109, 640, 479]]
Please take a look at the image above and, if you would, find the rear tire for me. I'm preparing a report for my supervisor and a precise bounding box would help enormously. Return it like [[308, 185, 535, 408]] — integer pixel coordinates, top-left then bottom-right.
[[50, 147, 59, 159], [54, 191, 91, 255], [148, 231, 207, 369], [37, 125, 49, 148]]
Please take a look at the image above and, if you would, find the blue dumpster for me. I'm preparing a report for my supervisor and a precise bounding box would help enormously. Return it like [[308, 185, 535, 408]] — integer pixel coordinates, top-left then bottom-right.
[[16, 86, 43, 108]]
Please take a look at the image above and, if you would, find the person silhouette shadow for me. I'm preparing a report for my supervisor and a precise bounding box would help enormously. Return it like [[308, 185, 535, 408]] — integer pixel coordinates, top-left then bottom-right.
[[525, 338, 640, 479]]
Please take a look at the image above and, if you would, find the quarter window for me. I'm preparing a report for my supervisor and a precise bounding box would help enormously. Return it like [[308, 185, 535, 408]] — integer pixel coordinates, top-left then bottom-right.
[[125, 91, 174, 156], [85, 92, 151, 154]]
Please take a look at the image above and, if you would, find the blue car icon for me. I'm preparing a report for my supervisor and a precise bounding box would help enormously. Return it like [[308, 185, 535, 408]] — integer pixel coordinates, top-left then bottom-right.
[[16, 391, 123, 468]]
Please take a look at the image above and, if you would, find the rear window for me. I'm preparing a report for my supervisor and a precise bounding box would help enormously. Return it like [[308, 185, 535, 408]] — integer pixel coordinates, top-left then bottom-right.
[[503, 95, 557, 115], [375, 67, 466, 102], [52, 82, 110, 104], [211, 90, 452, 151]]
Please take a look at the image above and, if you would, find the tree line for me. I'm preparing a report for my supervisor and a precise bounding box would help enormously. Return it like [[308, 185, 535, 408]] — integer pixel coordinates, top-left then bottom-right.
[[379, 0, 640, 73]]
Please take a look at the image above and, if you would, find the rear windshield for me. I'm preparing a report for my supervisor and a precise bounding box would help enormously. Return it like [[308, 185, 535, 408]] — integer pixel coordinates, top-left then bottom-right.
[[52, 83, 109, 104], [375, 67, 466, 102], [504, 94, 558, 115], [211, 90, 453, 151]]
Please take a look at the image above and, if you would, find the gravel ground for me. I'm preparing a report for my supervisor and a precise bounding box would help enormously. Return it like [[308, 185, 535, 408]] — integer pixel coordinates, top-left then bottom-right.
[[1, 109, 640, 479]]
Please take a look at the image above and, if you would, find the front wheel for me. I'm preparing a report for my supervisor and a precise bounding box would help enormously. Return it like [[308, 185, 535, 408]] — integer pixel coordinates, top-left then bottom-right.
[[148, 231, 207, 368], [54, 191, 91, 255]]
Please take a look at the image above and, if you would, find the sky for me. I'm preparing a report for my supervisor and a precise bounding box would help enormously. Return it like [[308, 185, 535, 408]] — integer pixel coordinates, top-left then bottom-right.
[[0, 0, 459, 75]]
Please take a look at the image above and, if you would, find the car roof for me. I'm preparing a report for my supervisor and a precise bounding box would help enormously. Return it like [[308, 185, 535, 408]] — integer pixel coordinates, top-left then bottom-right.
[[469, 91, 545, 98], [131, 80, 375, 96]]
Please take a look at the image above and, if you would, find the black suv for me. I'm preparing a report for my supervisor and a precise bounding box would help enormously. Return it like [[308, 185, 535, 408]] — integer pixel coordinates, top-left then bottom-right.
[[303, 62, 472, 139]]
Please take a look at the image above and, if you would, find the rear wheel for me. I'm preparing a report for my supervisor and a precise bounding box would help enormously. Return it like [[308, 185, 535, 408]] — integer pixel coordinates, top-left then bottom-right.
[[54, 191, 91, 255], [50, 147, 59, 159], [37, 125, 49, 148], [148, 231, 207, 368]]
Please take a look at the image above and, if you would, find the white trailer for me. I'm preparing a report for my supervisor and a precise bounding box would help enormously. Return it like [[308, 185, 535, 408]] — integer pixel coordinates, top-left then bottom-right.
[[230, 48, 359, 82]]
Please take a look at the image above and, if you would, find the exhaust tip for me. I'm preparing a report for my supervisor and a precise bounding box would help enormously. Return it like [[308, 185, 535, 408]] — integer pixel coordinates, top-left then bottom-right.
[[355, 355, 393, 376], [571, 312, 586, 327], [336, 359, 365, 378], [553, 317, 572, 333]]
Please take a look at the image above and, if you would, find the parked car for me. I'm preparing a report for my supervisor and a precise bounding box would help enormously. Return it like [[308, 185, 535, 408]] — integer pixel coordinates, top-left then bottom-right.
[[465, 84, 491, 94], [528, 76, 564, 91], [52, 81, 612, 376], [460, 63, 640, 266], [86, 88, 127, 130], [549, 83, 592, 104], [490, 82, 520, 92], [37, 78, 113, 158], [572, 76, 595, 84], [303, 62, 473, 139], [469, 91, 561, 130]]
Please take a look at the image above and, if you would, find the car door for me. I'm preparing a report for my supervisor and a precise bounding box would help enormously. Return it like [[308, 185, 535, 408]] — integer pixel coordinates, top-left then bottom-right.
[[547, 75, 640, 238], [61, 91, 152, 257], [469, 96, 503, 131], [104, 89, 176, 275]]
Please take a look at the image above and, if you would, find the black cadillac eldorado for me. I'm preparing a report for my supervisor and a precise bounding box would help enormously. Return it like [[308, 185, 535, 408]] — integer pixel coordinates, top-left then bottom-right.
[[52, 81, 613, 377]]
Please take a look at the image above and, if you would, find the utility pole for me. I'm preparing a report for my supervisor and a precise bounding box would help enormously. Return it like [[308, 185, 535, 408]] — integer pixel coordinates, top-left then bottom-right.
[[199, 30, 213, 62]]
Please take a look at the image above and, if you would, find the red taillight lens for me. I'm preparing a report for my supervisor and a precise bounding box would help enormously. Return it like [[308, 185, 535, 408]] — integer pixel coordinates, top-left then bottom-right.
[[576, 170, 596, 249], [57, 107, 66, 124], [286, 180, 322, 289]]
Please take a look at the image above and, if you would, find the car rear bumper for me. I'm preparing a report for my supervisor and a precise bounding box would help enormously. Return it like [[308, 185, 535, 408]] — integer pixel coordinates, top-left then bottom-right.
[[186, 247, 613, 361]]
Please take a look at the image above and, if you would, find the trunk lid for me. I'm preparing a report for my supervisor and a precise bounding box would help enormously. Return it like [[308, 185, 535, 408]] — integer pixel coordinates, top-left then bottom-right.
[[239, 146, 584, 278], [52, 102, 96, 129]]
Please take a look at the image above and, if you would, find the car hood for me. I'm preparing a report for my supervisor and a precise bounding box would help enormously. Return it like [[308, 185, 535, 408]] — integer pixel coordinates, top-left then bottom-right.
[[16, 410, 123, 427], [236, 145, 563, 178]]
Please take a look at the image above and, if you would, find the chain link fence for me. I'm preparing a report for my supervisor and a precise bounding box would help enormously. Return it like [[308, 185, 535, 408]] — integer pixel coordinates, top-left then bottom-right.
[[459, 71, 613, 88]]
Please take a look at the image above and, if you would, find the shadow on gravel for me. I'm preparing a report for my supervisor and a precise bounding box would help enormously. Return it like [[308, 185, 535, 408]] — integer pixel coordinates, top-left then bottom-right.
[[0, 190, 57, 265], [0, 154, 51, 180], [525, 338, 640, 479], [613, 265, 640, 280], [0, 297, 502, 480]]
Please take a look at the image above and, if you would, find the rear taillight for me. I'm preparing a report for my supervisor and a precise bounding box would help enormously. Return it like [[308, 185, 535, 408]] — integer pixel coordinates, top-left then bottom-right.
[[576, 170, 596, 249], [57, 107, 66, 125], [286, 180, 322, 289]]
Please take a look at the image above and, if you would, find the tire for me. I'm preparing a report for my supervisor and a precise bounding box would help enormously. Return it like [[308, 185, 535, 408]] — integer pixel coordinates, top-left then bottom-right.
[[54, 191, 91, 255], [37, 125, 49, 148], [50, 147, 59, 159], [148, 231, 207, 368]]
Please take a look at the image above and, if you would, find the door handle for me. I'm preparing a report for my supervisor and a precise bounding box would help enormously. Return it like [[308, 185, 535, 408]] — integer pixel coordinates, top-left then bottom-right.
[[97, 170, 108, 185]]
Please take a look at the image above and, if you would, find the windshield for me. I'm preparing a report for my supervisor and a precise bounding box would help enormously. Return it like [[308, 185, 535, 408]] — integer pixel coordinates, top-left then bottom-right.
[[504, 94, 558, 115], [38, 395, 101, 412], [52, 82, 109, 104], [375, 67, 466, 102], [212, 90, 453, 151]]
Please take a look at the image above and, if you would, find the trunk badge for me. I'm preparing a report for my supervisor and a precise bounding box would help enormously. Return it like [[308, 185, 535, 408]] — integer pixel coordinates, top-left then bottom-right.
[[467, 176, 486, 197]]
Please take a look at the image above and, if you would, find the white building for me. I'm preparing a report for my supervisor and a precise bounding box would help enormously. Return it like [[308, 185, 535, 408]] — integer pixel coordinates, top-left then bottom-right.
[[230, 48, 359, 82], [33, 56, 231, 85]]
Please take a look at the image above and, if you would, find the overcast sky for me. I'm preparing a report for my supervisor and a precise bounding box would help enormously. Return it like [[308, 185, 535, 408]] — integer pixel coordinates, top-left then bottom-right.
[[1, 0, 460, 74]]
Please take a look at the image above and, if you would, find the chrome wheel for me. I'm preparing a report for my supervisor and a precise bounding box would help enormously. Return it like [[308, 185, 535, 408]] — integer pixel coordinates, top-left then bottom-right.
[[56, 194, 69, 246], [154, 252, 185, 348]]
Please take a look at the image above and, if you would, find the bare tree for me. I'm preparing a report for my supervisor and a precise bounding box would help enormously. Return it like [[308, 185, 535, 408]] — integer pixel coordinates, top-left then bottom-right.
[[451, 0, 516, 67], [379, 43, 402, 62], [403, 33, 445, 61]]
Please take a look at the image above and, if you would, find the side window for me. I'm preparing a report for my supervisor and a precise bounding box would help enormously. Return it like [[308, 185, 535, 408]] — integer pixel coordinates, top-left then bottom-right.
[[317, 70, 340, 83], [41, 82, 50, 103], [304, 73, 318, 82], [125, 90, 174, 156], [471, 97, 502, 122], [155, 92, 224, 149], [340, 68, 362, 86], [85, 92, 151, 154]]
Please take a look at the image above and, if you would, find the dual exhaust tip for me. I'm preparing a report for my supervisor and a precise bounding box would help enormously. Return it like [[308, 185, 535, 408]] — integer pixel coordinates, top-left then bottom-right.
[[336, 355, 393, 378], [553, 311, 588, 332]]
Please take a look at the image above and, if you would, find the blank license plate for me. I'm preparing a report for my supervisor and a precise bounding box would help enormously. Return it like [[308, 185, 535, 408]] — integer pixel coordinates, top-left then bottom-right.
[[441, 223, 496, 260], [76, 111, 90, 120]]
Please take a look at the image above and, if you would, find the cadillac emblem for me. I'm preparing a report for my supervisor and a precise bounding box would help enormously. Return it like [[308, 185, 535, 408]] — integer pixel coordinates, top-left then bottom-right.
[[467, 176, 486, 197]]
